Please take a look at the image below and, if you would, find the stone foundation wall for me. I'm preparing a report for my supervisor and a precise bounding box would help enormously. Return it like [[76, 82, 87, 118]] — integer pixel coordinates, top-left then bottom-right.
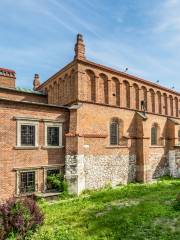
[[169, 150, 180, 178], [65, 154, 136, 194], [148, 149, 169, 179]]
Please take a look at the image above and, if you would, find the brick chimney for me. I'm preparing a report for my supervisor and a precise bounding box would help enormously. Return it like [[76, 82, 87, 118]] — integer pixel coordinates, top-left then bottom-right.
[[0, 68, 16, 88], [33, 74, 41, 90], [74, 33, 86, 60]]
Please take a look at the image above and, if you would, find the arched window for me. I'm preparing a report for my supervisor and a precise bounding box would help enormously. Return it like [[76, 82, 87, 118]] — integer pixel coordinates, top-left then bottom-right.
[[151, 124, 159, 145], [110, 121, 119, 145], [178, 129, 180, 145]]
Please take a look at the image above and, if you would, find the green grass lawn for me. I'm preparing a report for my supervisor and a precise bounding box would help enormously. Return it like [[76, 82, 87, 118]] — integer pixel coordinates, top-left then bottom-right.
[[30, 179, 180, 240]]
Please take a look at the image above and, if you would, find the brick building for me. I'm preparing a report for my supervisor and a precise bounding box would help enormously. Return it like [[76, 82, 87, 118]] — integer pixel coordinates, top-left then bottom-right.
[[0, 34, 180, 201]]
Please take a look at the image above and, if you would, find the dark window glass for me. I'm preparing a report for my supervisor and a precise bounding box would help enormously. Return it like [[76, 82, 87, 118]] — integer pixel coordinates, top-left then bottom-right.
[[47, 127, 59, 146], [151, 126, 157, 145], [178, 130, 180, 144], [21, 125, 35, 146], [20, 171, 35, 193], [110, 122, 119, 145]]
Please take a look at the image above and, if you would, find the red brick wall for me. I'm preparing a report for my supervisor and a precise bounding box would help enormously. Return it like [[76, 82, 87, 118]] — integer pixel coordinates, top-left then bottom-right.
[[0, 100, 69, 200], [0, 76, 15, 88]]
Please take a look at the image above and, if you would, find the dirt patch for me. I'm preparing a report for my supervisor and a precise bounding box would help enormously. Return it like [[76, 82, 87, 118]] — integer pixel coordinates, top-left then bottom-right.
[[154, 217, 180, 232], [110, 199, 140, 208], [95, 199, 140, 217]]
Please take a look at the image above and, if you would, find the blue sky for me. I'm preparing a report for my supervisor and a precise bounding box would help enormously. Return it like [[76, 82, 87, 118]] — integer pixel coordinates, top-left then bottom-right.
[[1, 0, 180, 91]]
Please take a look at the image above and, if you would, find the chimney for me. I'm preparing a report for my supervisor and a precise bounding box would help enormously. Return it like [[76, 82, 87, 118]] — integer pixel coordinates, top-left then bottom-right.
[[74, 33, 86, 60], [0, 67, 16, 88], [33, 74, 41, 90]]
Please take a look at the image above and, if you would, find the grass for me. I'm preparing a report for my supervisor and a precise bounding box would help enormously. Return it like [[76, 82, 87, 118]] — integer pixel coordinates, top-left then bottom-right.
[[29, 179, 180, 240]]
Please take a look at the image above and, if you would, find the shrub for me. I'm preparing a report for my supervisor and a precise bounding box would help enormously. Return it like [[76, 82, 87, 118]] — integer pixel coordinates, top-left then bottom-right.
[[47, 174, 68, 193], [0, 197, 44, 239]]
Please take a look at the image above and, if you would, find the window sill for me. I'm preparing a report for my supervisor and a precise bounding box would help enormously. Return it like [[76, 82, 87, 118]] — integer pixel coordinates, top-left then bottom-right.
[[14, 146, 39, 150], [149, 145, 164, 148], [41, 146, 64, 149], [106, 145, 128, 149], [15, 192, 37, 197]]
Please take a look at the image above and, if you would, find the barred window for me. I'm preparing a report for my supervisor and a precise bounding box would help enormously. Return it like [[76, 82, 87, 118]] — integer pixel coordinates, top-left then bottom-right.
[[110, 122, 119, 145], [47, 127, 59, 146], [151, 125, 157, 145], [20, 171, 35, 193], [21, 125, 35, 146]]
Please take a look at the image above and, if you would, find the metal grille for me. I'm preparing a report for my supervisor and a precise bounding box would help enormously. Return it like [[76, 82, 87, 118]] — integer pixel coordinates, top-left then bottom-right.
[[21, 125, 35, 146], [20, 171, 35, 193], [47, 127, 59, 146], [110, 122, 119, 145], [151, 126, 157, 145]]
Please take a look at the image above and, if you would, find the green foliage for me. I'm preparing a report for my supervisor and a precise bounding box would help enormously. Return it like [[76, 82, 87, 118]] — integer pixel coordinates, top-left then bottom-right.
[[0, 197, 44, 240], [28, 179, 180, 240], [47, 174, 68, 193]]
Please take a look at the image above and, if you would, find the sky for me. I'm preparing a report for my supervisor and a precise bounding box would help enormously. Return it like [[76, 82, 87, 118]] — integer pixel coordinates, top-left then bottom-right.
[[0, 0, 180, 91]]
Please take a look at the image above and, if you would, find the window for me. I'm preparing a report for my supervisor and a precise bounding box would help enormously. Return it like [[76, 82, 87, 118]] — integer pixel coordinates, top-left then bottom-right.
[[110, 121, 119, 145], [21, 125, 35, 146], [151, 125, 158, 145], [45, 123, 62, 148], [19, 171, 35, 193], [178, 130, 180, 145], [47, 127, 59, 146], [16, 120, 39, 148], [46, 169, 61, 192]]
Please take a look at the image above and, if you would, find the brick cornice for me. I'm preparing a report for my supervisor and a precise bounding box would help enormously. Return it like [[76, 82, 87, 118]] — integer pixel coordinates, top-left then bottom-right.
[[77, 58, 180, 96]]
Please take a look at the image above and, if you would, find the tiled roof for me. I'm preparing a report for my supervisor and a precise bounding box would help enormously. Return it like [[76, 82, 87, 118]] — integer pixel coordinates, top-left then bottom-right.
[[15, 87, 45, 95], [0, 86, 45, 95]]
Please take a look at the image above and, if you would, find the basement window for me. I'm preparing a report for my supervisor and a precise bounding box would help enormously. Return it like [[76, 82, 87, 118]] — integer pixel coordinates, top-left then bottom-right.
[[19, 171, 36, 194]]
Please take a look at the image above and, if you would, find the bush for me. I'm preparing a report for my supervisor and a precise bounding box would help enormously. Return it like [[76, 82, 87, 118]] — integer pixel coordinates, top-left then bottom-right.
[[0, 197, 44, 239], [47, 174, 68, 193]]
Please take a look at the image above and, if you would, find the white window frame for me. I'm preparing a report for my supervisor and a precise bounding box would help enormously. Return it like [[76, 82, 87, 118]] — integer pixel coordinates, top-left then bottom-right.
[[44, 122, 63, 148], [16, 120, 39, 148]]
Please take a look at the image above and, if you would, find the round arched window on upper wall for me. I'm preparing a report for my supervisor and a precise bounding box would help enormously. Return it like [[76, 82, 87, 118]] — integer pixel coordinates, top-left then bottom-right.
[[151, 123, 160, 145], [110, 120, 119, 145]]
